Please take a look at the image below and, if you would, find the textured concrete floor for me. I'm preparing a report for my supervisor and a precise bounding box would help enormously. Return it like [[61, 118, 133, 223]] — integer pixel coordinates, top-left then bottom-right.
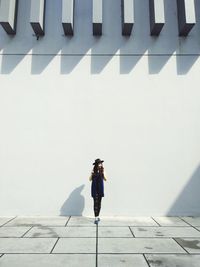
[[0, 216, 200, 266]]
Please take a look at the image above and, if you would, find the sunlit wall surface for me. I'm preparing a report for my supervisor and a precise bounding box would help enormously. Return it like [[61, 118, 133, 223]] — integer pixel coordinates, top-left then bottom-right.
[[0, 0, 200, 216]]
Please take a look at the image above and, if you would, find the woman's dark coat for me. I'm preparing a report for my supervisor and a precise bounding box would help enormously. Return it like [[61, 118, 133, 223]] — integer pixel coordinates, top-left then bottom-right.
[[91, 172, 104, 197]]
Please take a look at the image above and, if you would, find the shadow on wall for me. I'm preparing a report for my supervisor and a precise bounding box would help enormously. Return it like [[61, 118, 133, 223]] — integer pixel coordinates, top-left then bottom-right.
[[58, 164, 200, 216], [1, 0, 200, 74], [60, 184, 85, 216], [166, 164, 200, 216], [0, 0, 34, 74]]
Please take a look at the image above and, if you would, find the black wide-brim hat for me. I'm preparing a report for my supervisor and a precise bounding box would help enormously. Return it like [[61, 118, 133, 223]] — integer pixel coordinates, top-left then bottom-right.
[[93, 158, 104, 165]]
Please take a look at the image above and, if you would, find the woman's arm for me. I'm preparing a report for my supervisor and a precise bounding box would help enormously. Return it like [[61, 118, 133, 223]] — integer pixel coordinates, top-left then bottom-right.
[[103, 171, 107, 181], [89, 171, 94, 181]]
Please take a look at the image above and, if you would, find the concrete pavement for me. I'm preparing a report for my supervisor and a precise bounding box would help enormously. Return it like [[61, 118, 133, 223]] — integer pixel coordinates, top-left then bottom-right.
[[0, 216, 200, 266]]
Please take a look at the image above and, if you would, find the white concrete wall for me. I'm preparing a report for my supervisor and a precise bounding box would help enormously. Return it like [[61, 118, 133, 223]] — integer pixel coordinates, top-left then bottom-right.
[[0, 0, 200, 216]]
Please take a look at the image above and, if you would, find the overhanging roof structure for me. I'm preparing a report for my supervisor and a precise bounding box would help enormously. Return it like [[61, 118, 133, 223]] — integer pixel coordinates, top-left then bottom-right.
[[149, 0, 165, 36], [93, 0, 102, 35], [121, 0, 134, 36], [30, 0, 46, 36], [0, 0, 19, 34], [176, 0, 196, 36], [62, 0, 74, 35]]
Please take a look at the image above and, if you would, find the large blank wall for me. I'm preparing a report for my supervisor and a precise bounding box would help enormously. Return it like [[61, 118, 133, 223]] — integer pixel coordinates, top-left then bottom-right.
[[0, 0, 200, 216]]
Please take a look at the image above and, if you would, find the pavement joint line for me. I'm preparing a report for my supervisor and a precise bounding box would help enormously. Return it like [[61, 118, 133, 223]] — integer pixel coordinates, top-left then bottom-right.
[[143, 253, 151, 267], [20, 225, 34, 237], [2, 225, 196, 227], [95, 252, 195, 254], [64, 216, 71, 226], [96, 224, 98, 267], [0, 253, 97, 255], [0, 216, 18, 227], [128, 226, 135, 237], [193, 227, 200, 233], [178, 216, 200, 230], [1, 225, 72, 227], [0, 252, 198, 255], [178, 216, 195, 226], [50, 237, 60, 254], [63, 225, 195, 227], [150, 216, 161, 226], [104, 236, 198, 239], [172, 237, 190, 254], [1, 236, 200, 239]]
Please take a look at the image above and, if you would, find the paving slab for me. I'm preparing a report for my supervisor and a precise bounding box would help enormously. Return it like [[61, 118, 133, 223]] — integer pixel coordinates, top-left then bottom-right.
[[152, 216, 191, 226], [98, 237, 186, 253], [0, 227, 32, 237], [68, 216, 158, 226], [145, 254, 200, 267], [0, 254, 96, 267], [98, 254, 148, 267], [98, 226, 133, 237], [67, 216, 97, 226], [4, 216, 69, 227], [24, 226, 96, 237], [0, 217, 16, 226], [98, 217, 159, 226], [0, 238, 57, 253], [130, 226, 200, 238], [174, 238, 200, 254], [52, 237, 96, 253], [180, 217, 200, 227]]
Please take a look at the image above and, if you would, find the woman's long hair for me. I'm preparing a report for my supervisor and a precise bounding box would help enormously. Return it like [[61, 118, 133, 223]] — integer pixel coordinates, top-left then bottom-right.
[[92, 164, 104, 175]]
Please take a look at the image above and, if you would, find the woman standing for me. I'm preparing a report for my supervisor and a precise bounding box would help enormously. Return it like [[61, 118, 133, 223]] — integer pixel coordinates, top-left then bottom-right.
[[89, 158, 107, 224]]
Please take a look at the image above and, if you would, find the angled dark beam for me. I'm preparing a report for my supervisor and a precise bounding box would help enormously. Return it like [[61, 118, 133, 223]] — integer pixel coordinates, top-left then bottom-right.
[[62, 0, 75, 35], [149, 0, 165, 36], [176, 0, 196, 36], [30, 0, 46, 36], [121, 0, 134, 36], [93, 0, 102, 35], [0, 0, 19, 34]]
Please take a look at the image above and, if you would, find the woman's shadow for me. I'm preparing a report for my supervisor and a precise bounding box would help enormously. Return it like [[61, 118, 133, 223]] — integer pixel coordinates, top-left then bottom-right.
[[60, 184, 85, 215]]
